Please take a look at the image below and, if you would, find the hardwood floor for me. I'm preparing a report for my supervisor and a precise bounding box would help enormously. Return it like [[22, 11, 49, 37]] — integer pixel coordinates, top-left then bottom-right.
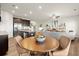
[[6, 38, 18, 56], [5, 37, 79, 56]]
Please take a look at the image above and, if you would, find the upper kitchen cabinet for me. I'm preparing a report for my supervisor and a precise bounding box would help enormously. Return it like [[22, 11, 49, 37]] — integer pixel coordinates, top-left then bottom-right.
[[13, 18, 30, 26]]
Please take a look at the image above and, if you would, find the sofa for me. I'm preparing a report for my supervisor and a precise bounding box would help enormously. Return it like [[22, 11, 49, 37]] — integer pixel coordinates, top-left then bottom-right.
[[43, 31, 75, 40]]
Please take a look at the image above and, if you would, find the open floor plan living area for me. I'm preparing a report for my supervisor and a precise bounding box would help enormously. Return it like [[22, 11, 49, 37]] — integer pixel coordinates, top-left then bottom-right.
[[0, 3, 79, 56]]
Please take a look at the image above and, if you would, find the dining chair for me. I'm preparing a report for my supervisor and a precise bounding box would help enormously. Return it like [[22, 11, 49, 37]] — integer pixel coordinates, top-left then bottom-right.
[[35, 32, 43, 36], [35, 32, 43, 35], [14, 35, 30, 56], [49, 36, 71, 56]]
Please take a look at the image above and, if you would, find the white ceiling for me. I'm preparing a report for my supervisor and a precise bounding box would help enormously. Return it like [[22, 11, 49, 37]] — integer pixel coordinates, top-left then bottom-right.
[[1, 3, 79, 22]]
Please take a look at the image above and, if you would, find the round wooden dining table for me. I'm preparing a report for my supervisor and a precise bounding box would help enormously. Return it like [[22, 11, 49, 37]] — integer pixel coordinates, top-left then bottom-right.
[[21, 36, 59, 52]]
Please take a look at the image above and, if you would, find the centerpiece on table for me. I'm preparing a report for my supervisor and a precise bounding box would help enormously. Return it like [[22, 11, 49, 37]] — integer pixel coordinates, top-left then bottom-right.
[[35, 35, 46, 44]]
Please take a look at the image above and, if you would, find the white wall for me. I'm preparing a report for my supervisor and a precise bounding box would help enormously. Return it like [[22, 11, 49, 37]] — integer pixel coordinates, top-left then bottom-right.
[[0, 11, 13, 37], [75, 16, 79, 35], [59, 16, 78, 33]]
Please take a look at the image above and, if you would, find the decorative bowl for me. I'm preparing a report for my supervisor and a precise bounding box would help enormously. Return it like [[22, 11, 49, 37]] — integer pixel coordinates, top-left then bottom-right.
[[36, 35, 46, 43]]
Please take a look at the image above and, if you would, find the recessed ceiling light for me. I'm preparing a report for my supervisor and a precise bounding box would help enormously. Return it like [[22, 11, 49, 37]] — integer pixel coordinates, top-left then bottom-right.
[[38, 6, 42, 9], [15, 6, 18, 9], [29, 11, 32, 14], [12, 5, 18, 9], [12, 10, 15, 13]]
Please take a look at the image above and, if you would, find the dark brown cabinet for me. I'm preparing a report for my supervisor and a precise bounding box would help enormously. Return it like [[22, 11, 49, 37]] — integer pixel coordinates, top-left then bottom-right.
[[13, 18, 30, 26], [0, 35, 8, 55], [0, 16, 1, 22]]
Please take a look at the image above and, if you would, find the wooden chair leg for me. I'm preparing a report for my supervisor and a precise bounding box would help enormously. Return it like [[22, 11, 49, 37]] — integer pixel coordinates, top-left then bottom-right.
[[19, 53, 21, 56], [48, 51, 52, 56]]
